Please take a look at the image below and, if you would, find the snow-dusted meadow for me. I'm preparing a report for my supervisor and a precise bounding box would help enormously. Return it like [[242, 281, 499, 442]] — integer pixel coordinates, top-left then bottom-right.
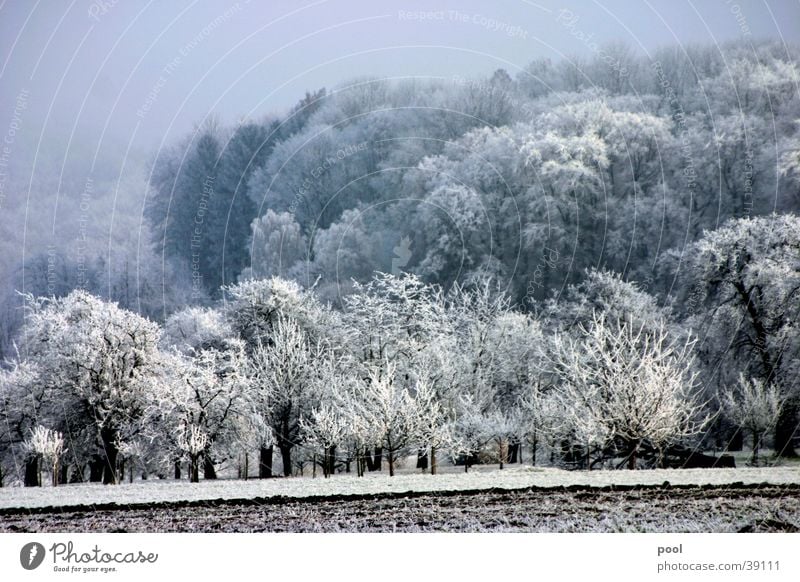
[[2, 465, 799, 511]]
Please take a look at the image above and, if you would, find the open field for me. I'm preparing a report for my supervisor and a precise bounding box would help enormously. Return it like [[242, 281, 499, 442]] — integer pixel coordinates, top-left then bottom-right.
[[2, 483, 799, 533], [1, 466, 799, 511], [2, 466, 800, 533]]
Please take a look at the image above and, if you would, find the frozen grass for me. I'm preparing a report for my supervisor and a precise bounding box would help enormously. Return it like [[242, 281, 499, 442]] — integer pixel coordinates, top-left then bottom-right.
[[1, 465, 799, 511], [2, 484, 798, 533]]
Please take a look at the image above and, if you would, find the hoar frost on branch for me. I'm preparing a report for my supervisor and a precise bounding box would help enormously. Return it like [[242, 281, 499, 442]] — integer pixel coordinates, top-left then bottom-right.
[[550, 312, 709, 469], [24, 425, 66, 487], [720, 374, 784, 465]]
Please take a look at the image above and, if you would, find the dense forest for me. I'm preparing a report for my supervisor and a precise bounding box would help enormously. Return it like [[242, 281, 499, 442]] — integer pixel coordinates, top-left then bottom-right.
[[1, 40, 799, 485]]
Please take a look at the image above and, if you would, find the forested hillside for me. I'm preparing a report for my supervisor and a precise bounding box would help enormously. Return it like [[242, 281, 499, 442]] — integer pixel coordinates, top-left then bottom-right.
[[1, 40, 799, 485]]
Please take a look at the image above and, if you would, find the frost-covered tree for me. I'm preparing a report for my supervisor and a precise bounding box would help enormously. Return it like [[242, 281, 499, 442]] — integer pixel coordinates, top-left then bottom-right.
[[340, 273, 447, 469], [146, 125, 221, 294], [225, 276, 334, 347], [155, 340, 247, 481], [226, 276, 336, 477], [0, 360, 47, 486], [550, 312, 707, 469], [243, 210, 308, 282], [162, 306, 233, 353], [451, 392, 494, 472], [518, 384, 565, 466], [667, 214, 800, 456], [301, 401, 349, 478], [19, 291, 162, 484], [542, 269, 672, 334], [348, 362, 433, 477], [24, 425, 66, 487], [246, 316, 322, 477], [721, 375, 784, 465], [206, 122, 276, 291]]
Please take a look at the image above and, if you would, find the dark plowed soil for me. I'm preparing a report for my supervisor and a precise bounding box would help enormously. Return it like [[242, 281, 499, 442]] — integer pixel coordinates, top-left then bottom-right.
[[2, 484, 798, 532]]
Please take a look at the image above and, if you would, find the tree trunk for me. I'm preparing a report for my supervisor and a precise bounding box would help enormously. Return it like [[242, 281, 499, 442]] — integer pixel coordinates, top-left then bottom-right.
[[416, 449, 428, 471], [728, 426, 744, 451], [189, 454, 200, 483], [279, 443, 292, 477], [100, 427, 119, 484], [508, 440, 519, 464], [327, 445, 336, 477], [388, 449, 395, 477], [752, 430, 761, 465], [259, 445, 273, 478], [244, 452, 249, 480], [628, 441, 639, 470], [203, 455, 217, 479], [89, 456, 104, 482], [59, 463, 69, 485], [430, 447, 437, 475], [775, 400, 798, 458], [51, 460, 59, 487], [24, 456, 39, 487], [531, 433, 538, 466], [372, 447, 383, 471], [174, 459, 182, 480]]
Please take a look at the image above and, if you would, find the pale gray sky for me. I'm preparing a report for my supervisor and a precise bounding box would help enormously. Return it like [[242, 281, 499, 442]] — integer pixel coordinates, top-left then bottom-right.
[[0, 0, 798, 162]]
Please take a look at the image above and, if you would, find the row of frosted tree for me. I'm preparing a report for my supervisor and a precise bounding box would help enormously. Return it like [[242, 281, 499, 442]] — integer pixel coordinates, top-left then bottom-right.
[[1, 212, 798, 486]]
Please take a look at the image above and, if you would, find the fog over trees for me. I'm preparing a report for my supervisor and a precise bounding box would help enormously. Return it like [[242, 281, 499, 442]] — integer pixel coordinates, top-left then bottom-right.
[[1, 40, 799, 485]]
